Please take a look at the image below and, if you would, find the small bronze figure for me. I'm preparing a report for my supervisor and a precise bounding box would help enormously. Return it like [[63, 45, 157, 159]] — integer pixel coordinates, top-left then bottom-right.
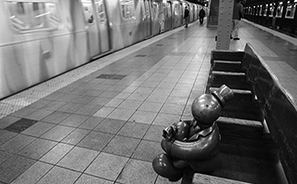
[[152, 85, 234, 181]]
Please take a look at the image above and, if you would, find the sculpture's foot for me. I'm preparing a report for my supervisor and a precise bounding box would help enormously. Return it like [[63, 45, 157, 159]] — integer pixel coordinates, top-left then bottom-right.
[[189, 153, 220, 173], [152, 153, 183, 180], [181, 169, 195, 184], [168, 175, 183, 182], [173, 159, 189, 170]]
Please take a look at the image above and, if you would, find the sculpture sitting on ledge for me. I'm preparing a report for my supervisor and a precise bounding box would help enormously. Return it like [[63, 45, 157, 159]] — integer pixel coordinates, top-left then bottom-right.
[[152, 85, 234, 181]]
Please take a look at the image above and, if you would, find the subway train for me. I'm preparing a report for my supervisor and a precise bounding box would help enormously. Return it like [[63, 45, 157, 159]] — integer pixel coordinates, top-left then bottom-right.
[[244, 0, 297, 36], [0, 0, 201, 100]]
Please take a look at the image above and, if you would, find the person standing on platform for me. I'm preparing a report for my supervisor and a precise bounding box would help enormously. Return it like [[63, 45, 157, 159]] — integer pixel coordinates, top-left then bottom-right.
[[199, 8, 206, 24], [231, 0, 244, 40], [184, 7, 190, 28], [272, 5, 277, 29]]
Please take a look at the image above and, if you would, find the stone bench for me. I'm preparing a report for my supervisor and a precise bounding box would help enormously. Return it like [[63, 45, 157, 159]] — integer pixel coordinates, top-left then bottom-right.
[[241, 43, 297, 184], [182, 43, 296, 184]]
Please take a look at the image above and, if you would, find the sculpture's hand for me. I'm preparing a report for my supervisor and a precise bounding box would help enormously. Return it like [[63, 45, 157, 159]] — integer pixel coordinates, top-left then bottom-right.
[[188, 120, 201, 138], [162, 126, 176, 141]]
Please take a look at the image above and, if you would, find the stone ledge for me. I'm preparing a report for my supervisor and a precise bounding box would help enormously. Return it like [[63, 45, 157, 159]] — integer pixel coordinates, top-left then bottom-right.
[[217, 116, 262, 128], [192, 173, 252, 184]]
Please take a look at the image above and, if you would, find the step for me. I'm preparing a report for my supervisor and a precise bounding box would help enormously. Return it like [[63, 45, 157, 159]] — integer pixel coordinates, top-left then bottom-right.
[[209, 80, 252, 91], [220, 109, 263, 122], [214, 60, 242, 64], [216, 116, 263, 141], [212, 60, 244, 72], [211, 71, 245, 76], [192, 173, 252, 184], [217, 116, 263, 129], [210, 71, 246, 82], [211, 51, 244, 62], [209, 87, 252, 95], [221, 98, 263, 122], [209, 87, 254, 101]]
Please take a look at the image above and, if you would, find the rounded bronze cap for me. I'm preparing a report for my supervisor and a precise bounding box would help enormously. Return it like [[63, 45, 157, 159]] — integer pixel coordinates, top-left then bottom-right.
[[212, 84, 234, 107]]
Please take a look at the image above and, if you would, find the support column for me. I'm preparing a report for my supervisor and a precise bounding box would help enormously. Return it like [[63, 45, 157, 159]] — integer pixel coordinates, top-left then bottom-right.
[[216, 0, 234, 50]]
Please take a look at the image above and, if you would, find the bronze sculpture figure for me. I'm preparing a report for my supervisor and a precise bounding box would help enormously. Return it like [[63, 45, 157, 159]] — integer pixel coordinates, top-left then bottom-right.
[[152, 85, 234, 181]]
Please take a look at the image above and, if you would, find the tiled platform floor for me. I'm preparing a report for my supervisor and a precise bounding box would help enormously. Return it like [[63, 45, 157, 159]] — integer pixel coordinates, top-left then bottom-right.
[[0, 19, 297, 184]]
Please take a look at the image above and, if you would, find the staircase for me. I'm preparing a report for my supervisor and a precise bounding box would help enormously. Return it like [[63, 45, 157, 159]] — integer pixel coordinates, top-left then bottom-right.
[[207, 0, 219, 28], [207, 51, 264, 142]]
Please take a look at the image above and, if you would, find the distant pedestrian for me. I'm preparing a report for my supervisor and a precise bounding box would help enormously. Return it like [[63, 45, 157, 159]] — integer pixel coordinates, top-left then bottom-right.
[[231, 0, 244, 40], [199, 8, 206, 24], [272, 4, 277, 29], [184, 7, 189, 28]]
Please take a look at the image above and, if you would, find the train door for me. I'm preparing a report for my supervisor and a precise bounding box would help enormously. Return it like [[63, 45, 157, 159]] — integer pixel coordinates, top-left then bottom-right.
[[94, 0, 110, 53], [167, 1, 173, 30], [180, 3, 184, 25], [172, 2, 176, 27], [192, 5, 195, 21], [151, 1, 159, 35], [159, 3, 165, 32], [143, 0, 152, 38], [81, 0, 99, 57], [163, 1, 171, 31]]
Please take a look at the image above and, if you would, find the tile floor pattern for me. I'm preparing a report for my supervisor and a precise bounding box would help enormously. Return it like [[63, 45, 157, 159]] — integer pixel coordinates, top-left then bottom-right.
[[0, 22, 212, 184], [0, 19, 297, 184]]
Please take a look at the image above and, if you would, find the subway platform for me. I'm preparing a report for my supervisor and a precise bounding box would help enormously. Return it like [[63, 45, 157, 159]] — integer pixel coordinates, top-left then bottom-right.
[[0, 19, 297, 184]]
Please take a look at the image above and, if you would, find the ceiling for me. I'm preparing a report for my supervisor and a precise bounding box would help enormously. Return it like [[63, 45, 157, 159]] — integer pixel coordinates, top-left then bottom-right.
[[185, 0, 286, 7], [185, 0, 208, 6]]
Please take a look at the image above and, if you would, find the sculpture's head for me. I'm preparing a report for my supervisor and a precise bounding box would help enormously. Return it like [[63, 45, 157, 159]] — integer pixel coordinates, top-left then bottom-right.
[[191, 94, 221, 129], [191, 85, 234, 129]]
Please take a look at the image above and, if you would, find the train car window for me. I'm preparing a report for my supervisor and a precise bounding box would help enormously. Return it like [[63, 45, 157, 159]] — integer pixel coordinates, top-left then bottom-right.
[[269, 3, 274, 17], [174, 4, 179, 16], [6, 2, 30, 30], [152, 2, 158, 20], [167, 3, 171, 17], [144, 1, 150, 18], [263, 4, 268, 16], [140, 0, 146, 18], [163, 3, 167, 18], [276, 2, 283, 18], [285, 0, 297, 18], [6, 0, 60, 33], [120, 0, 135, 20], [81, 0, 94, 24], [95, 0, 106, 23]]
